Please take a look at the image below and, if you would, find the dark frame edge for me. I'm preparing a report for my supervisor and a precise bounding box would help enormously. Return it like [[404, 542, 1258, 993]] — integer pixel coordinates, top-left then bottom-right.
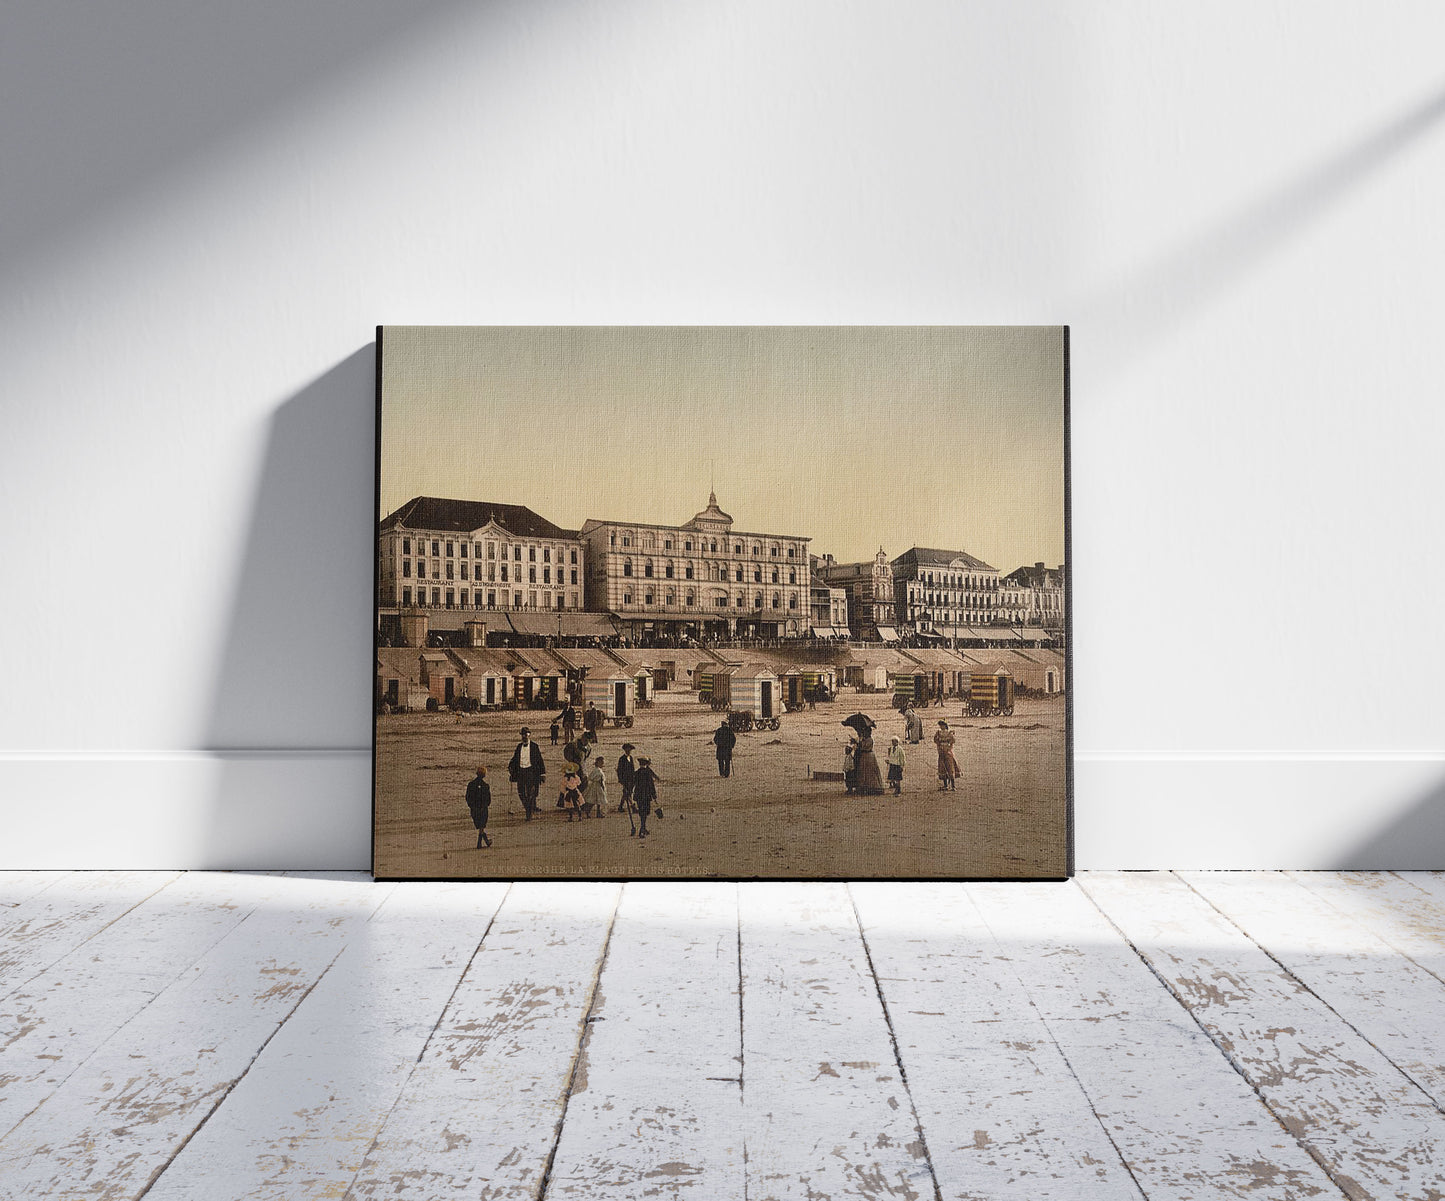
[[371, 328, 384, 880]]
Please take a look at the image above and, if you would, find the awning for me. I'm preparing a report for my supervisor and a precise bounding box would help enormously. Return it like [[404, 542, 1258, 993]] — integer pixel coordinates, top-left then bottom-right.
[[875, 626, 900, 643], [560, 612, 617, 638], [505, 612, 562, 636]]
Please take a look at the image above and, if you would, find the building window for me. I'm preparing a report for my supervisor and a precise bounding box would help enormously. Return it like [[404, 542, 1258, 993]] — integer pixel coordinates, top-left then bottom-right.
[[513, 546, 521, 561], [529, 567, 537, 583], [788, 548, 795, 558], [734, 568, 743, 582], [432, 588, 441, 606], [771, 569, 778, 583], [460, 589, 469, 606], [461, 564, 469, 580], [402, 537, 412, 555], [770, 546, 778, 556], [417, 561, 427, 579], [790, 594, 799, 609], [528, 547, 536, 562], [570, 549, 577, 564], [513, 591, 522, 607], [401, 587, 412, 605], [446, 563, 454, 580], [543, 566, 551, 583], [444, 589, 454, 608], [501, 565, 508, 582], [570, 592, 578, 608], [623, 559, 633, 577], [684, 540, 692, 551], [735, 544, 742, 554], [487, 543, 495, 559], [622, 535, 631, 547], [710, 540, 717, 552], [753, 544, 760, 555], [754, 593, 763, 608], [402, 560, 411, 578], [570, 569, 577, 585], [610, 533, 617, 546], [644, 560, 654, 578], [665, 563, 674, 578], [624, 591, 633, 605], [686, 591, 695, 606], [772, 593, 780, 608], [664, 538, 672, 550], [667, 590, 675, 605], [685, 566, 694, 580], [644, 592, 653, 605], [431, 540, 439, 556], [789, 569, 796, 584], [544, 548, 551, 563], [753, 568, 761, 582], [488, 590, 496, 606], [736, 594, 744, 607], [528, 590, 537, 607], [446, 541, 454, 557]]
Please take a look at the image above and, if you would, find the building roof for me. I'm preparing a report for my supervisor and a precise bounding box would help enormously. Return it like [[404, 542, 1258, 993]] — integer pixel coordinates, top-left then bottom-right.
[[688, 490, 733, 526], [380, 497, 577, 540], [1002, 563, 1066, 588], [893, 546, 998, 574]]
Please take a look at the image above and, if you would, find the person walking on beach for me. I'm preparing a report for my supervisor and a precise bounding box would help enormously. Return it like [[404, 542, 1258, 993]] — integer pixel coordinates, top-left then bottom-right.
[[585, 756, 608, 818], [886, 737, 906, 795], [854, 731, 885, 796], [904, 705, 924, 744], [507, 728, 546, 820], [465, 766, 492, 848], [713, 719, 737, 778], [616, 743, 637, 813], [560, 703, 577, 744], [549, 720, 560, 745], [558, 768, 585, 821], [584, 701, 601, 738], [934, 720, 960, 791], [633, 756, 661, 838], [843, 738, 858, 794]]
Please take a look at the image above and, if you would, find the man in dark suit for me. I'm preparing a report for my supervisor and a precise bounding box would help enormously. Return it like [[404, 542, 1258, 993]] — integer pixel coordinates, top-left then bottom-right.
[[465, 766, 492, 848], [507, 727, 546, 820], [713, 719, 737, 777]]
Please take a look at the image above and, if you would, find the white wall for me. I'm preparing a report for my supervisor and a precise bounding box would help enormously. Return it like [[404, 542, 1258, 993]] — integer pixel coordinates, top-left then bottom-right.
[[3, 1, 1443, 869]]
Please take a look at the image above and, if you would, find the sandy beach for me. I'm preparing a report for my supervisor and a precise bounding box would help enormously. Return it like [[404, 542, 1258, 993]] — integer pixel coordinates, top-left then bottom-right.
[[374, 689, 1067, 879]]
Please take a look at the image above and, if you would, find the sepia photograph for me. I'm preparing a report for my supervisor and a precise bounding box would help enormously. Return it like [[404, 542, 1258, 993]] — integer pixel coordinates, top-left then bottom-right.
[[374, 326, 1069, 880]]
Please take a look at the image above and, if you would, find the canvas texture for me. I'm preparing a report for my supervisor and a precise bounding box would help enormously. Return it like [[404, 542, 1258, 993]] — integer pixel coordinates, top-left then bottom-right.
[[374, 326, 1070, 880]]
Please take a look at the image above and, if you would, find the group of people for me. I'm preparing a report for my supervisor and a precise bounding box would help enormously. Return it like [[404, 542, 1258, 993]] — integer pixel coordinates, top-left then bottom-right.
[[463, 728, 665, 847], [549, 701, 605, 746], [843, 709, 962, 796]]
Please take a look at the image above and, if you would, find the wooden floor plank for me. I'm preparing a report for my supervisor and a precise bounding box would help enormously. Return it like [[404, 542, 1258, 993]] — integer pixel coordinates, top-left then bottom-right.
[[1184, 871, 1445, 1113], [1084, 871, 1445, 1200], [851, 882, 1144, 1199], [542, 882, 745, 1198], [739, 882, 937, 1201], [142, 881, 510, 1200], [974, 881, 1341, 1200], [1288, 872, 1445, 976], [0, 871, 182, 1001], [0, 871, 70, 908], [0, 873, 390, 1200], [344, 881, 621, 1200], [0, 872, 293, 1141]]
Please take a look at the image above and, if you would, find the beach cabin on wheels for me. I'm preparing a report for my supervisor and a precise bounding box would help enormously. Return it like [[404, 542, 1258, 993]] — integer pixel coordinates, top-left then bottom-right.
[[582, 671, 635, 728], [712, 664, 782, 732], [633, 667, 653, 708], [892, 671, 936, 710], [966, 667, 1016, 717], [448, 648, 512, 709]]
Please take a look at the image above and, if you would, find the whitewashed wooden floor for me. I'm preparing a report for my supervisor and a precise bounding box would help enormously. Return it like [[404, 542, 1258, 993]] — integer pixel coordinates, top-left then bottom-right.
[[3, 874, 1445, 1199]]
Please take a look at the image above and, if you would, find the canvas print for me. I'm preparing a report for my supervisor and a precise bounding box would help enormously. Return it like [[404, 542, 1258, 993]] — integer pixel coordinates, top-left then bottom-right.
[[374, 327, 1070, 880]]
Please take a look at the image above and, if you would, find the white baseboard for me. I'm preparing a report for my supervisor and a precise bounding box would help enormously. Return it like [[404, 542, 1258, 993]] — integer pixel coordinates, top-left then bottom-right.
[[0, 752, 1441, 871]]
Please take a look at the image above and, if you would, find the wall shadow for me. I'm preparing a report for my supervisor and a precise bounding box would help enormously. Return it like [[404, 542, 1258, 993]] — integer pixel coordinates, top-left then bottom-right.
[[200, 347, 376, 867], [1078, 82, 1445, 377], [0, 0, 474, 281], [1334, 770, 1445, 871]]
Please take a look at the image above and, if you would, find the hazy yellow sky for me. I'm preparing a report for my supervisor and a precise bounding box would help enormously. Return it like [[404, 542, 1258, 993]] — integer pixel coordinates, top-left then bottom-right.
[[380, 327, 1066, 572]]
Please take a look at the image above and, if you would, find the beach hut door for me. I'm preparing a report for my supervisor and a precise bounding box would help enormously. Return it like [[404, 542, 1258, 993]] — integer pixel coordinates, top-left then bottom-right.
[[614, 681, 627, 716], [761, 681, 774, 718], [444, 678, 455, 705], [1046, 670, 1056, 693], [486, 678, 496, 705]]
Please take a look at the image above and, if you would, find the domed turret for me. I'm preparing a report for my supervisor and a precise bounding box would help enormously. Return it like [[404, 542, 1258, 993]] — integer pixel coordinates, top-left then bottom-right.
[[687, 490, 734, 529]]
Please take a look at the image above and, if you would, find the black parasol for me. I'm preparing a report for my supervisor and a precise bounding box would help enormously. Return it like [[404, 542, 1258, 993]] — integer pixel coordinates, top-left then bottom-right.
[[840, 713, 876, 736]]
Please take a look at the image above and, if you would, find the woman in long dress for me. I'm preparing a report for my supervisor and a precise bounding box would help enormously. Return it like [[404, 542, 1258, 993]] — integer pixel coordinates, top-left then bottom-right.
[[854, 732, 886, 796], [933, 720, 960, 791]]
